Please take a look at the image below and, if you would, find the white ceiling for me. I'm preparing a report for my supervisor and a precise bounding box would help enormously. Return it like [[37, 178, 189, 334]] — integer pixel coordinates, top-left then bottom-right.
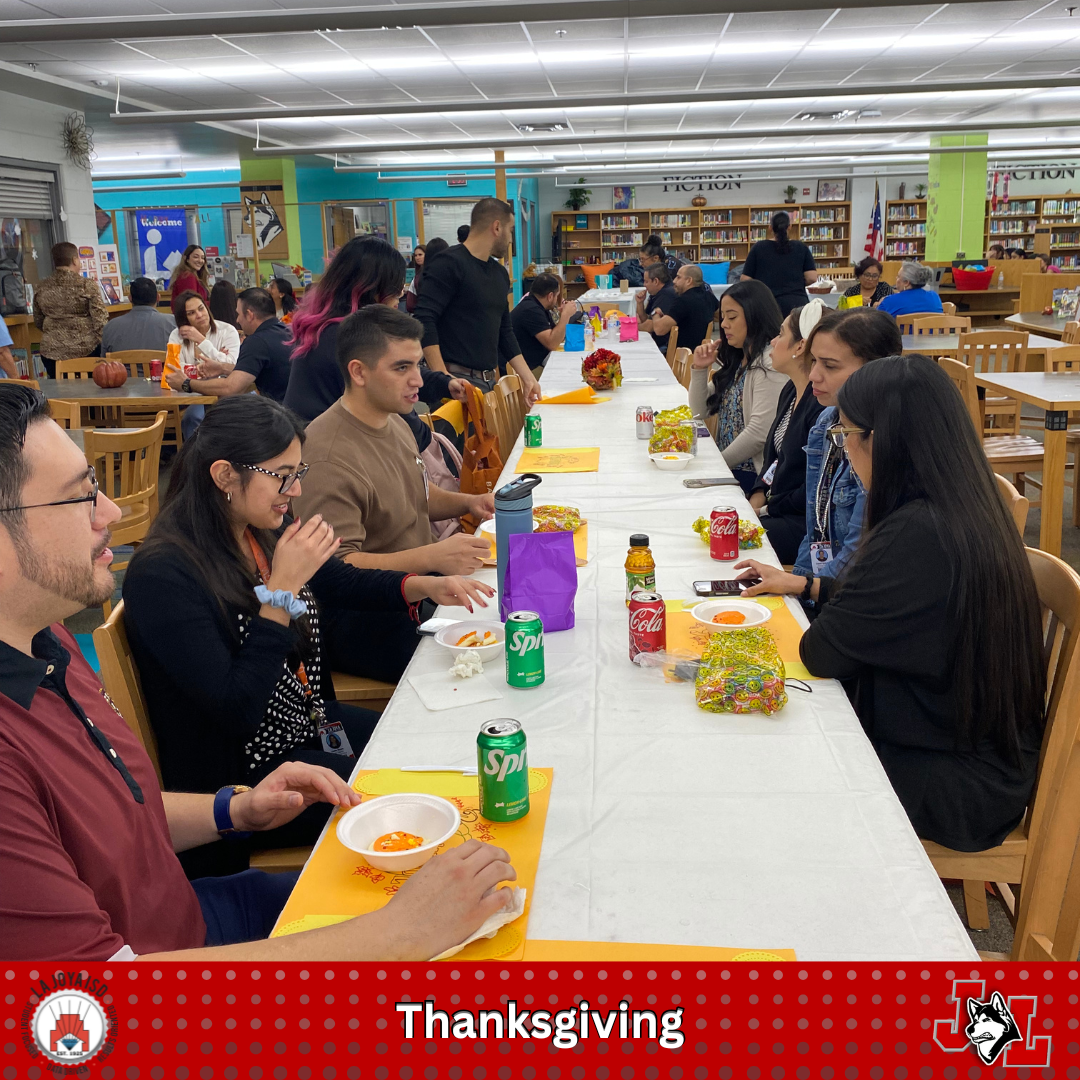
[[4, 0, 1080, 171]]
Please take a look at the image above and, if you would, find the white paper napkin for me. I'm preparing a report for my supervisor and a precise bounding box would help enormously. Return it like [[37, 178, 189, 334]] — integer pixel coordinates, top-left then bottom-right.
[[407, 669, 502, 711], [431, 887, 527, 960]]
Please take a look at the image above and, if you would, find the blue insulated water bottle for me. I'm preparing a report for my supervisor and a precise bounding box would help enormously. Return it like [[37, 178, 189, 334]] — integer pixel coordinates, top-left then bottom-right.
[[495, 472, 543, 619]]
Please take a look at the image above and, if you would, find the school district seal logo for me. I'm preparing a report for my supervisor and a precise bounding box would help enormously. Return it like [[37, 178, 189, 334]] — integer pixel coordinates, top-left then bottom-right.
[[29, 989, 109, 1065]]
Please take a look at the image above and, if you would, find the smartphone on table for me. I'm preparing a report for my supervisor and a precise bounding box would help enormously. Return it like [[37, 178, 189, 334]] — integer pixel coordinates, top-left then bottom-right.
[[693, 578, 761, 597]]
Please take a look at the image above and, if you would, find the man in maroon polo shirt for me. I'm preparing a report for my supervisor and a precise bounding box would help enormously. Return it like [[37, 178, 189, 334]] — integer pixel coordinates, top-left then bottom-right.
[[0, 383, 516, 961]]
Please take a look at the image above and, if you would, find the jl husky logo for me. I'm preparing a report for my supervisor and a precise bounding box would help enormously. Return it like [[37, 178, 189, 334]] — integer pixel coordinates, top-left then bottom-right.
[[508, 627, 543, 657], [934, 979, 1050, 1067], [244, 191, 284, 249], [965, 992, 1023, 1064]]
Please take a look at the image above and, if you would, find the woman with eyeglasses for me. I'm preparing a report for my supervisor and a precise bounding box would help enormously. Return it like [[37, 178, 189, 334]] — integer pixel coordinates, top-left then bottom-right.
[[796, 355, 1046, 851], [735, 307, 901, 605], [123, 395, 493, 869], [843, 257, 893, 308]]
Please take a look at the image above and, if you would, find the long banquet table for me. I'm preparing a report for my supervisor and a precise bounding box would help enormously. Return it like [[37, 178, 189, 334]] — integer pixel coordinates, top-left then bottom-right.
[[305, 334, 977, 960]]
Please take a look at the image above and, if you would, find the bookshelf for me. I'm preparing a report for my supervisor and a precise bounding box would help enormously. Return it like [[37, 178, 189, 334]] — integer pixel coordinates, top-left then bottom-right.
[[985, 196, 1080, 268], [885, 199, 926, 260], [553, 201, 852, 295]]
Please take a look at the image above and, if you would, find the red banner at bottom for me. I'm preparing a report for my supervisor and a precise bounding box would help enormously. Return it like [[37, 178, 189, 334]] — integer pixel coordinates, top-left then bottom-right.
[[2, 962, 1075, 1078]]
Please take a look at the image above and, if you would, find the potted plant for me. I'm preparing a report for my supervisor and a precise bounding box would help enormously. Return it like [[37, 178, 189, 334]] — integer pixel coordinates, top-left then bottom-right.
[[784, 185, 798, 204], [564, 179, 592, 211], [915, 183, 927, 199]]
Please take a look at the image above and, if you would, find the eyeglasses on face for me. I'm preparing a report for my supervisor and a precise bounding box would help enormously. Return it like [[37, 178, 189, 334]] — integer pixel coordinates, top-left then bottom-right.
[[232, 461, 310, 494], [0, 467, 99, 523], [860, 271, 881, 280], [826, 424, 869, 449]]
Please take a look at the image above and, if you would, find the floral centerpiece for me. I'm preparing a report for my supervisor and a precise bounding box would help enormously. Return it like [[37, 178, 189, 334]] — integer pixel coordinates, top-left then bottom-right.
[[581, 347, 622, 390]]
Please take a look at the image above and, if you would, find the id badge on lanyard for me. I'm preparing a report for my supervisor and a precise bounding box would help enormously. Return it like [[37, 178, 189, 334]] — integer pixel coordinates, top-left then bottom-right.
[[809, 541, 834, 571]]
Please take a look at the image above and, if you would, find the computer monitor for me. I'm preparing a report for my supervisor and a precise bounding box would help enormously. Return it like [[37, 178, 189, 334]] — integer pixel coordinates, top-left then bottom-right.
[[270, 262, 301, 287]]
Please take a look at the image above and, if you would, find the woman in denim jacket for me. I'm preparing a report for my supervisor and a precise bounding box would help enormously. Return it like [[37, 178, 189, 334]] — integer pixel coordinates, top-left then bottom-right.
[[735, 308, 902, 605]]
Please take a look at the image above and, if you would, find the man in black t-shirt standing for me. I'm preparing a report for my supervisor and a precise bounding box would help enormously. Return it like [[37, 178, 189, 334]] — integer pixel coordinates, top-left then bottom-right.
[[510, 274, 576, 376], [415, 198, 541, 404], [650, 264, 719, 353], [635, 264, 678, 355]]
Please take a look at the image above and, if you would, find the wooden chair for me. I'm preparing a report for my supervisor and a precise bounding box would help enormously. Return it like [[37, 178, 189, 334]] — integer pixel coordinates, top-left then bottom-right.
[[938, 356, 1044, 500], [1049, 348, 1080, 527], [895, 317, 917, 336], [923, 548, 1080, 941], [942, 302, 957, 316], [995, 473, 1030, 535], [83, 412, 167, 614], [48, 399, 82, 428], [495, 374, 527, 445], [1062, 320, 1080, 345], [105, 350, 163, 379], [55, 356, 107, 379], [957, 330, 1029, 436], [670, 347, 692, 390], [912, 314, 973, 336], [665, 325, 679, 366], [331, 671, 396, 714], [94, 602, 311, 874]]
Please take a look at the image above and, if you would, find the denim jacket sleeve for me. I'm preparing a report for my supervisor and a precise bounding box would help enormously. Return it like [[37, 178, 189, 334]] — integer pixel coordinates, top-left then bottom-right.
[[793, 408, 831, 576], [826, 477, 866, 578]]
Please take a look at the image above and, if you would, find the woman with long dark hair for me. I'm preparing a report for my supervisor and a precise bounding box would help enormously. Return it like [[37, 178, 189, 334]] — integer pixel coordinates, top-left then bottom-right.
[[797, 354, 1046, 851], [209, 279, 239, 330], [168, 289, 240, 369], [169, 244, 209, 301], [269, 277, 297, 322], [747, 300, 826, 563], [283, 236, 407, 421], [741, 212, 819, 316], [688, 279, 787, 493], [737, 307, 901, 605], [123, 395, 493, 805], [405, 244, 426, 313]]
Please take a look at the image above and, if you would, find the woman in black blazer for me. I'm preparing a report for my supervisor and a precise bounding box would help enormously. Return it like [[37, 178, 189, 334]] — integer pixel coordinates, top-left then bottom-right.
[[749, 300, 826, 563]]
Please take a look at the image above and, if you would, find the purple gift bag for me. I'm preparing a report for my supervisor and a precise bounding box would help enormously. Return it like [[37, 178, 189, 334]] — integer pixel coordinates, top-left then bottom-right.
[[501, 531, 578, 630]]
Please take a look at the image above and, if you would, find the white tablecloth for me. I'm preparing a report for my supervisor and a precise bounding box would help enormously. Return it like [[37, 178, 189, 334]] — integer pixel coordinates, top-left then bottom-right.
[[578, 285, 841, 315], [348, 337, 976, 961]]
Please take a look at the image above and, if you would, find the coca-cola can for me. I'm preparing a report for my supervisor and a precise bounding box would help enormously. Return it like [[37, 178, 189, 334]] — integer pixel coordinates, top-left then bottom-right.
[[635, 405, 654, 440], [709, 505, 740, 561], [629, 589, 666, 661]]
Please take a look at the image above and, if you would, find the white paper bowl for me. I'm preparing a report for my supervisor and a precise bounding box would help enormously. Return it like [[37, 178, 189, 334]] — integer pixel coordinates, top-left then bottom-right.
[[649, 452, 693, 471], [433, 620, 505, 662], [336, 793, 462, 872], [691, 598, 773, 629], [478, 517, 536, 538]]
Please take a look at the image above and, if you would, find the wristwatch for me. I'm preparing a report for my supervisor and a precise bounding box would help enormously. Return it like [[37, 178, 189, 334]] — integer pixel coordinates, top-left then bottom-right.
[[799, 575, 815, 603], [214, 784, 253, 840], [181, 377, 192, 393]]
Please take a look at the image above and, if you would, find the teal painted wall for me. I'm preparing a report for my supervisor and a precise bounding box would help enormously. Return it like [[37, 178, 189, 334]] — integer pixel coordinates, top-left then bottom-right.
[[92, 163, 540, 301]]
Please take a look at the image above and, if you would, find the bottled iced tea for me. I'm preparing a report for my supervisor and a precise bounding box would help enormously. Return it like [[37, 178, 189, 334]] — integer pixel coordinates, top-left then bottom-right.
[[624, 533, 656, 605]]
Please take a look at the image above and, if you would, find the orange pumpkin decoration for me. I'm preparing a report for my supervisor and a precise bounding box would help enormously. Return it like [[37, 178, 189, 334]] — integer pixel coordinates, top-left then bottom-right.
[[92, 360, 127, 388]]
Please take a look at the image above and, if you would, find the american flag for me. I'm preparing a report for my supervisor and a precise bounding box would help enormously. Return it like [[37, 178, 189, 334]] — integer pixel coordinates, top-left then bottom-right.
[[863, 181, 884, 262]]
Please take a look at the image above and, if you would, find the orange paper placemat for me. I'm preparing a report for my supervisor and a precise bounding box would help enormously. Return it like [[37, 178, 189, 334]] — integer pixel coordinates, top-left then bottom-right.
[[538, 388, 611, 405], [523, 941, 796, 962], [665, 598, 816, 681], [516, 447, 600, 473], [271, 768, 553, 962], [482, 523, 588, 567]]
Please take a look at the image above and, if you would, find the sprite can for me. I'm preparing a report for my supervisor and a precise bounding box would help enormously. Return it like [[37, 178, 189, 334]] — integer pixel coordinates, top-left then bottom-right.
[[477, 718, 530, 822], [524, 412, 542, 447], [505, 610, 544, 688]]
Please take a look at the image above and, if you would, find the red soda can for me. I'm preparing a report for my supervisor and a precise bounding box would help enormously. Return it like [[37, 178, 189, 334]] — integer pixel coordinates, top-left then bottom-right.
[[183, 364, 199, 379], [709, 505, 739, 561], [635, 405, 654, 440], [149, 359, 163, 379], [629, 589, 666, 661]]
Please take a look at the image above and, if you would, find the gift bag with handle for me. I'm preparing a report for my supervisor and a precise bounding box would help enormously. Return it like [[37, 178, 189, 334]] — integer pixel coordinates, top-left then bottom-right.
[[502, 531, 577, 629], [458, 383, 503, 534], [619, 316, 639, 342], [161, 341, 183, 388]]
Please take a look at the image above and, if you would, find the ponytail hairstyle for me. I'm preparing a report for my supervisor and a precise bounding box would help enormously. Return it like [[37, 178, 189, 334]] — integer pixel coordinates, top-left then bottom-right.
[[836, 354, 1046, 765], [771, 212, 791, 254], [288, 236, 406, 357], [131, 395, 307, 639], [706, 279, 782, 413]]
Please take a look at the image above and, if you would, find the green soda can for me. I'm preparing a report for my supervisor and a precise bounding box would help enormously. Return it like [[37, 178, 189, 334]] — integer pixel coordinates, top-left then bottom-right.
[[505, 610, 544, 688], [477, 718, 530, 822], [524, 412, 542, 447]]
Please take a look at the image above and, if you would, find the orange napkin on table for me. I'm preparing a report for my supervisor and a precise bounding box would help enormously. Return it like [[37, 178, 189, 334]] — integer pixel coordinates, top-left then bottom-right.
[[539, 387, 611, 405]]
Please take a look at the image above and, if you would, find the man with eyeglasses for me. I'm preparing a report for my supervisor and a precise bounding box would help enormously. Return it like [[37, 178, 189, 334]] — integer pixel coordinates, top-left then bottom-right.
[[0, 382, 516, 961]]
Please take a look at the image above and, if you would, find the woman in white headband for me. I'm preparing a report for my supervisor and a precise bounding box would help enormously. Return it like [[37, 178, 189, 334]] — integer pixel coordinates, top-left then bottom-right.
[[747, 299, 827, 563]]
